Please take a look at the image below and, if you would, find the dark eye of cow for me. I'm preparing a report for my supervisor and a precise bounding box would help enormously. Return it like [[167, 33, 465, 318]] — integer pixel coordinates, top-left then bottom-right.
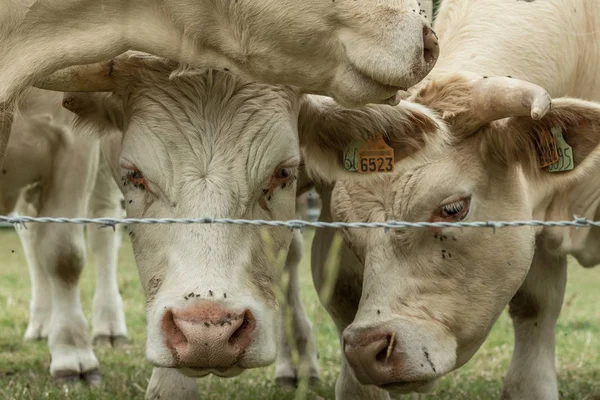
[[271, 166, 296, 190], [440, 197, 470, 220], [126, 169, 151, 193], [275, 167, 291, 180]]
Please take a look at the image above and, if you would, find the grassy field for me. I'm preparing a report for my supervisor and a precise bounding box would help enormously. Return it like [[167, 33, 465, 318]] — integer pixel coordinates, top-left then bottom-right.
[[0, 227, 598, 400]]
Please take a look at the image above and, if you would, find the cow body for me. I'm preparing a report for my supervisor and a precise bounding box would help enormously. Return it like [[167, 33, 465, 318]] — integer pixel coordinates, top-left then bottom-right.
[[0, 88, 127, 383], [309, 0, 600, 399]]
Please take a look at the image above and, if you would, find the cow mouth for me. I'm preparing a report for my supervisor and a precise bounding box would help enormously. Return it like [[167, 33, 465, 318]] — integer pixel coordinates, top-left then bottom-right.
[[340, 59, 409, 105], [179, 366, 245, 378], [381, 379, 438, 394], [362, 73, 408, 105]]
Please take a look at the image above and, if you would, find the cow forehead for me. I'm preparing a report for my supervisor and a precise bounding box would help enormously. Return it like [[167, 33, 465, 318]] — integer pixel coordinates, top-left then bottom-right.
[[336, 146, 489, 221], [118, 70, 302, 187], [126, 67, 300, 114]]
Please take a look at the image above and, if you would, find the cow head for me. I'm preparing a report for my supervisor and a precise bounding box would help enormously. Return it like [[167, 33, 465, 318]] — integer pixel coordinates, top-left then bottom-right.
[[158, 0, 439, 107], [302, 74, 600, 393], [35, 54, 447, 378]]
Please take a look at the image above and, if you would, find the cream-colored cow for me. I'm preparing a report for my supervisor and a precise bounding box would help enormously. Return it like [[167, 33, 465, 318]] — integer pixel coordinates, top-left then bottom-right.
[[0, 88, 126, 384], [307, 0, 600, 399]]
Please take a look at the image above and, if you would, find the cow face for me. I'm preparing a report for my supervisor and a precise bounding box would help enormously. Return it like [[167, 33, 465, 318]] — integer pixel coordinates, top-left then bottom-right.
[[59, 55, 446, 377], [63, 59, 304, 377], [309, 75, 600, 392]]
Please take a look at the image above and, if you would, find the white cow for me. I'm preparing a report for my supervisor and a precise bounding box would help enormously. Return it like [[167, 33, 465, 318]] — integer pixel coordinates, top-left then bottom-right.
[[306, 0, 600, 399], [32, 52, 467, 398], [0, 0, 439, 172], [7, 85, 324, 392], [0, 88, 127, 384]]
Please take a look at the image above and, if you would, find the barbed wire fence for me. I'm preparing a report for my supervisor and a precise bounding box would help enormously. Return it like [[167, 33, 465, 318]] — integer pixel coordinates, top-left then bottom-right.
[[2, 215, 600, 230]]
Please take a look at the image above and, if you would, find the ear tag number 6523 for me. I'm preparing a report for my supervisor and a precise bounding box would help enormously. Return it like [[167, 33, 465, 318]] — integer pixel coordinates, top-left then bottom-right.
[[357, 136, 395, 174]]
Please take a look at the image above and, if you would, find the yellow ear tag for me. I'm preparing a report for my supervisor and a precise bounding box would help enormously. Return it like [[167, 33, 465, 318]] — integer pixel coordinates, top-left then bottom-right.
[[547, 127, 574, 172], [357, 135, 395, 174]]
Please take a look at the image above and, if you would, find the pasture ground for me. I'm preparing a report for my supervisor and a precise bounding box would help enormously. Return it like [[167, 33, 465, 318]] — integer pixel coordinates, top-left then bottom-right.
[[0, 227, 599, 399]]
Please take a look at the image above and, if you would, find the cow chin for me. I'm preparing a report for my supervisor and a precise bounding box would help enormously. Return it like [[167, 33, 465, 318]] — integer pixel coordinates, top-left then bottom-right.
[[342, 318, 457, 390], [382, 378, 439, 394]]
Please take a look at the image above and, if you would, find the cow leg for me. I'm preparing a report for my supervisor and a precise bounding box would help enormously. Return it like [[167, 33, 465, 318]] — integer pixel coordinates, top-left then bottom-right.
[[38, 140, 101, 384], [34, 221, 100, 384], [88, 156, 128, 347], [20, 226, 53, 341], [502, 243, 567, 400], [15, 185, 53, 341], [145, 368, 198, 400], [275, 229, 320, 388]]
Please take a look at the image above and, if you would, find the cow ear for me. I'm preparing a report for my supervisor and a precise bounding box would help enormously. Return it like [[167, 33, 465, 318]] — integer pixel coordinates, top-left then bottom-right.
[[61, 92, 125, 136], [62, 91, 125, 182], [484, 98, 600, 189], [297, 95, 446, 183]]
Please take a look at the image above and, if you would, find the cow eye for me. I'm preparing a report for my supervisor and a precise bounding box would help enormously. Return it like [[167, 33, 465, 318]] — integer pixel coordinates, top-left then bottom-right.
[[126, 168, 151, 193], [274, 167, 292, 180], [440, 197, 470, 220]]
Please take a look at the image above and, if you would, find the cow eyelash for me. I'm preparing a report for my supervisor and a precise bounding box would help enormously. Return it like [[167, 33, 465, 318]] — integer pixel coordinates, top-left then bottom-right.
[[440, 197, 470, 220]]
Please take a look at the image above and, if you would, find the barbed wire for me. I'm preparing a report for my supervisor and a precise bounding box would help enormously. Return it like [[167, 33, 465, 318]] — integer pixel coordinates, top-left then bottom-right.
[[1, 215, 600, 230]]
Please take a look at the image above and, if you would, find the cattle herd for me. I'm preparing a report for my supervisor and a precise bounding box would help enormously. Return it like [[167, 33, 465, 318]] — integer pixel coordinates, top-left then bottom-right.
[[0, 0, 599, 399]]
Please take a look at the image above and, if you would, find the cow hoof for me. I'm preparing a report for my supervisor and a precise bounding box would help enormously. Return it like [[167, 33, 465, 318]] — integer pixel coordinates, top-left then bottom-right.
[[53, 368, 102, 386], [24, 324, 50, 342], [275, 375, 321, 389], [308, 376, 321, 388], [275, 376, 297, 389], [84, 369, 103, 386], [93, 334, 129, 348], [23, 332, 47, 342]]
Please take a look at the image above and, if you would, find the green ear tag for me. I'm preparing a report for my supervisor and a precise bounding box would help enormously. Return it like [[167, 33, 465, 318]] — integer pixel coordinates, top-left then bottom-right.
[[547, 127, 574, 172], [343, 139, 362, 172]]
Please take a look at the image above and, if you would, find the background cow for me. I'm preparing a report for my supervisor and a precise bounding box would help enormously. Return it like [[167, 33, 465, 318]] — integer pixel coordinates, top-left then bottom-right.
[[306, 0, 600, 399], [0, 88, 127, 384]]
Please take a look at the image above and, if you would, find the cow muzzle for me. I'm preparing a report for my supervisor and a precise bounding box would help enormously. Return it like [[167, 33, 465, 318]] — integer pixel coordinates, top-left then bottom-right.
[[342, 319, 456, 393], [160, 302, 255, 370]]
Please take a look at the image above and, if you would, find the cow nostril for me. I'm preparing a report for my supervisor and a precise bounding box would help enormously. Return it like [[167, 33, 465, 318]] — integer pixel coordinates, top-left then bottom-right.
[[228, 310, 255, 347], [162, 309, 186, 347], [422, 26, 439, 64], [375, 334, 395, 364]]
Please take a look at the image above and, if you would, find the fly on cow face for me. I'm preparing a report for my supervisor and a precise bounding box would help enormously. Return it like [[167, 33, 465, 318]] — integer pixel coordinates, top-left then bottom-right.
[[258, 161, 299, 211]]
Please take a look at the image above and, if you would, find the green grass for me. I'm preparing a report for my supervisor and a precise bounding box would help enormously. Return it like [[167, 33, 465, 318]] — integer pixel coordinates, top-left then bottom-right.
[[0, 228, 598, 399]]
